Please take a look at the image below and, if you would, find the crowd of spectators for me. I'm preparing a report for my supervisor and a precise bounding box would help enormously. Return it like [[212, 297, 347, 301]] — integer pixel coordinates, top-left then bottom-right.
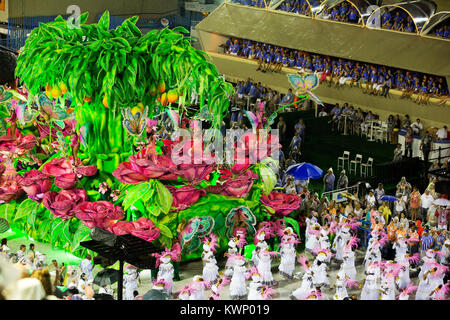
[[317, 2, 360, 24], [229, 0, 450, 39], [428, 22, 450, 40], [222, 37, 450, 105], [379, 8, 416, 33]]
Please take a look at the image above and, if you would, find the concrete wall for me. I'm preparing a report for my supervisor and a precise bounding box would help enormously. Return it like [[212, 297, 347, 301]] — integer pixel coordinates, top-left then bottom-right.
[[207, 52, 450, 129], [8, 0, 179, 23]]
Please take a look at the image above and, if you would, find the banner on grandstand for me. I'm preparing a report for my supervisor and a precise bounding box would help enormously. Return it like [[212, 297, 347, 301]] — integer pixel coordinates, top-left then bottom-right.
[[185, 1, 217, 13]]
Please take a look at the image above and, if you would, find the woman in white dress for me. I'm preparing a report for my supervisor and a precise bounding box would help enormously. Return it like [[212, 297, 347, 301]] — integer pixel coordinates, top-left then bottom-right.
[[278, 236, 298, 280], [189, 275, 207, 300], [257, 248, 277, 286], [307, 223, 321, 253], [156, 253, 174, 294], [379, 275, 396, 300], [201, 234, 220, 285], [123, 266, 139, 300], [311, 251, 329, 288], [360, 273, 379, 300], [229, 254, 248, 300], [333, 268, 349, 300], [247, 267, 264, 300], [333, 225, 351, 261], [393, 237, 408, 263], [251, 229, 269, 268], [224, 237, 240, 277], [290, 268, 315, 300]]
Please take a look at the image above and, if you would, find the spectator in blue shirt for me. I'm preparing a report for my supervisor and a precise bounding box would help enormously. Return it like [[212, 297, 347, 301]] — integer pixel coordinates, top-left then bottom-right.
[[348, 8, 358, 23], [382, 8, 391, 26]]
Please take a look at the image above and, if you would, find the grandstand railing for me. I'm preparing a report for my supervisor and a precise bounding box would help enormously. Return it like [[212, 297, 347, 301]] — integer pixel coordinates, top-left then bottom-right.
[[223, 1, 450, 41], [321, 184, 359, 203]]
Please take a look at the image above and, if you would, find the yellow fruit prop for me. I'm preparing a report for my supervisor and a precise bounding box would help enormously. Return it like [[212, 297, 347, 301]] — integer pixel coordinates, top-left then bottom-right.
[[51, 86, 61, 99], [149, 84, 157, 96], [167, 89, 178, 103], [157, 80, 166, 93], [160, 92, 168, 106], [59, 83, 67, 95], [102, 96, 109, 108]]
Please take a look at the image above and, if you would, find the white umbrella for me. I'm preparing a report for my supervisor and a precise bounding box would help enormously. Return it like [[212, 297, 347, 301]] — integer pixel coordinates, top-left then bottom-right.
[[433, 198, 450, 206]]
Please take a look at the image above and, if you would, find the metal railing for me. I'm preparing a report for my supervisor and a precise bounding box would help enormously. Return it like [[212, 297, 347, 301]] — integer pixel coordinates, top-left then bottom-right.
[[429, 145, 450, 165], [0, 37, 27, 51], [321, 184, 359, 202]]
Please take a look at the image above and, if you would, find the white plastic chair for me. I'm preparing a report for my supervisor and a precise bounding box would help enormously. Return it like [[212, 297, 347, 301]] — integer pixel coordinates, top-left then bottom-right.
[[360, 157, 374, 177], [337, 151, 350, 171], [349, 154, 362, 175]]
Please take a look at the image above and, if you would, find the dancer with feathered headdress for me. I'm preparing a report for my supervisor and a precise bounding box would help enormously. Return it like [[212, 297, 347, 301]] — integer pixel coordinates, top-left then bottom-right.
[[200, 233, 220, 286], [209, 276, 230, 300], [332, 223, 352, 262], [224, 235, 244, 277], [397, 283, 418, 300], [278, 228, 299, 280], [341, 235, 359, 281], [229, 253, 248, 300], [257, 247, 279, 286], [152, 243, 181, 295], [290, 255, 315, 300]]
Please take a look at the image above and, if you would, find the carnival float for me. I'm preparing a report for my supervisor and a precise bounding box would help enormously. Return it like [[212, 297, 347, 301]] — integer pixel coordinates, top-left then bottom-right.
[[0, 11, 308, 263]]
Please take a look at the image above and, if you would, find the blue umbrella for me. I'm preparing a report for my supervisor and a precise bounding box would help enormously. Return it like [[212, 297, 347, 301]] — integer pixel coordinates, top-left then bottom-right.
[[286, 163, 323, 180], [380, 195, 398, 202]]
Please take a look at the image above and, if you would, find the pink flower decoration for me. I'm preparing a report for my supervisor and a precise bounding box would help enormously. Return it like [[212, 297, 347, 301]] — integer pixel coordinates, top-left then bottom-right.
[[42, 156, 97, 189], [17, 170, 53, 201], [260, 192, 302, 216], [108, 217, 160, 242], [42, 188, 88, 220], [207, 170, 258, 198], [74, 201, 124, 230], [166, 185, 206, 211]]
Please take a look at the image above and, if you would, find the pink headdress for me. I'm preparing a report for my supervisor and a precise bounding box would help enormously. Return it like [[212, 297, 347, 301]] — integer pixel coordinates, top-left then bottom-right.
[[297, 254, 309, 271], [328, 221, 337, 234], [179, 285, 195, 297], [280, 233, 300, 246], [434, 283, 450, 300], [235, 232, 247, 249], [344, 220, 360, 231], [152, 243, 182, 268], [374, 231, 389, 248], [201, 233, 219, 252], [261, 286, 277, 300], [152, 278, 170, 290], [303, 290, 322, 300], [345, 235, 360, 251], [405, 253, 420, 264], [397, 284, 418, 299], [429, 262, 449, 278], [345, 278, 360, 289], [385, 263, 404, 278], [312, 248, 334, 259], [307, 226, 321, 237], [254, 226, 274, 245]]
